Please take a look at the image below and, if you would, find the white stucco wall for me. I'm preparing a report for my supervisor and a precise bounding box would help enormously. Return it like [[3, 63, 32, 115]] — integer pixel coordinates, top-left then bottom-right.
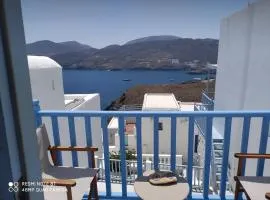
[[214, 0, 270, 180], [109, 116, 191, 162], [114, 134, 137, 152], [28, 56, 103, 166], [28, 56, 71, 165], [140, 94, 193, 160], [28, 56, 65, 110], [68, 94, 103, 160], [107, 117, 118, 146], [141, 117, 190, 162]]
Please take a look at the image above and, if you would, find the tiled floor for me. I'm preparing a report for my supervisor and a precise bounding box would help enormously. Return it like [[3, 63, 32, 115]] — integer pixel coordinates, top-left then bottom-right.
[[82, 182, 139, 199], [82, 181, 234, 200]]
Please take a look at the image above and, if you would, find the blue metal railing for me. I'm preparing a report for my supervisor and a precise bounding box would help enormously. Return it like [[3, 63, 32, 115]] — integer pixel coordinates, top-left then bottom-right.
[[220, 117, 232, 197], [194, 104, 207, 136], [33, 101, 270, 200], [194, 88, 215, 135], [201, 91, 214, 111], [187, 116, 195, 199]]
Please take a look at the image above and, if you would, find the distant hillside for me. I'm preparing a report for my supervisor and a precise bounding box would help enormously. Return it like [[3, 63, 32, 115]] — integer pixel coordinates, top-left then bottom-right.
[[26, 40, 95, 56], [125, 35, 180, 45], [26, 36, 219, 69], [107, 79, 215, 110], [76, 38, 218, 69]]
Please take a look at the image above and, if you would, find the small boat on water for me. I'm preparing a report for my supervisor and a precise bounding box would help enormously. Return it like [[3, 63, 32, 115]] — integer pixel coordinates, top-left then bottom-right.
[[169, 78, 175, 82], [122, 79, 131, 82]]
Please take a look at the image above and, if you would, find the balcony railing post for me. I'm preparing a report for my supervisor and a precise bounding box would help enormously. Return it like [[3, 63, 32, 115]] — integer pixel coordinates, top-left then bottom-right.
[[170, 116, 177, 172], [33, 100, 42, 128], [187, 116, 195, 199], [68, 116, 78, 167], [85, 116, 93, 168], [153, 116, 159, 170], [257, 117, 270, 176], [51, 116, 62, 165], [118, 116, 127, 197], [220, 117, 232, 198], [240, 116, 251, 175], [101, 116, 111, 197], [136, 116, 143, 177], [203, 116, 213, 198]]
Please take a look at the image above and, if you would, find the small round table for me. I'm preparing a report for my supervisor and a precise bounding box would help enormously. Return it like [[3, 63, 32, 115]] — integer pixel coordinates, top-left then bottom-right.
[[134, 170, 189, 200]]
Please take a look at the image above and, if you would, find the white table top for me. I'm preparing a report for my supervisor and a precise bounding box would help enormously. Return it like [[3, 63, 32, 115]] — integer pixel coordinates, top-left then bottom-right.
[[134, 170, 190, 200]]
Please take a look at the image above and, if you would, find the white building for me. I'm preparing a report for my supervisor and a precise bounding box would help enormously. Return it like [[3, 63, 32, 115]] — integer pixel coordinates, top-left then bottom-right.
[[213, 0, 270, 186], [28, 56, 103, 164], [29, 56, 65, 110], [171, 59, 180, 65], [142, 94, 185, 156], [108, 93, 198, 164]]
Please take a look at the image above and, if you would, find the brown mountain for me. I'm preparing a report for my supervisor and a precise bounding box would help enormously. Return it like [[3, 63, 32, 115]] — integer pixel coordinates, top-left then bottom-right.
[[26, 36, 218, 69]]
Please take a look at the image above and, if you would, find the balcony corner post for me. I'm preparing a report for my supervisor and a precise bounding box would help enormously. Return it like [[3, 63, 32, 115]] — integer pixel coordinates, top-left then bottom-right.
[[33, 100, 42, 128]]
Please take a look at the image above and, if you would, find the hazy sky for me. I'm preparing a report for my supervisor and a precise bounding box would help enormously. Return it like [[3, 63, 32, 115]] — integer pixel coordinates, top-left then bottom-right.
[[21, 0, 256, 48]]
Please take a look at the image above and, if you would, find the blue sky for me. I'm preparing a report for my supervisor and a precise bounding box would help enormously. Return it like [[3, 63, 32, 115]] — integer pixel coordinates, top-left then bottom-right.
[[21, 0, 256, 48]]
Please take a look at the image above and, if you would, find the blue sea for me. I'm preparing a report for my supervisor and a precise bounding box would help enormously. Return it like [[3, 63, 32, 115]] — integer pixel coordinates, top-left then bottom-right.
[[62, 69, 207, 109]]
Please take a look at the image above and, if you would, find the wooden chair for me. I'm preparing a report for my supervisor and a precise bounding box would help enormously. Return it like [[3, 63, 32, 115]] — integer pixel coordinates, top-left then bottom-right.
[[234, 153, 270, 200], [37, 124, 99, 200]]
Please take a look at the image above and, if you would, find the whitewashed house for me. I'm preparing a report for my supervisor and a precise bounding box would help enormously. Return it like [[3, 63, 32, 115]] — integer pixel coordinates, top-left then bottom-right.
[[108, 93, 199, 165], [28, 56, 103, 164], [142, 94, 186, 157], [207, 0, 270, 189], [29, 56, 66, 110]]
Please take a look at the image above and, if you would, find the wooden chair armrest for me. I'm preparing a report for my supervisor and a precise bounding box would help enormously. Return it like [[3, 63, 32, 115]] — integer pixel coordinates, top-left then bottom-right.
[[48, 146, 98, 152], [266, 193, 270, 200], [42, 178, 76, 187], [48, 146, 98, 167], [234, 153, 270, 159]]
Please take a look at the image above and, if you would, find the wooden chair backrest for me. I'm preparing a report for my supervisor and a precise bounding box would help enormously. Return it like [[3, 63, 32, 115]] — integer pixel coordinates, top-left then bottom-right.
[[36, 124, 52, 171]]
